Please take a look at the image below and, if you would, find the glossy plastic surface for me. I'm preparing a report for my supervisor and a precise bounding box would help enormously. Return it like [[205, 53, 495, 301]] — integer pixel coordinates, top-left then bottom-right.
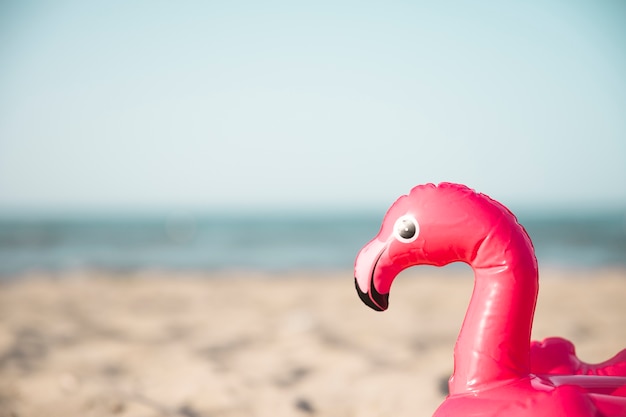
[[354, 182, 626, 416]]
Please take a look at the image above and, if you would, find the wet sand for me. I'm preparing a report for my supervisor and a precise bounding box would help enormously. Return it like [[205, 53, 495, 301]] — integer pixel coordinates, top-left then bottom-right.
[[1, 268, 625, 417]]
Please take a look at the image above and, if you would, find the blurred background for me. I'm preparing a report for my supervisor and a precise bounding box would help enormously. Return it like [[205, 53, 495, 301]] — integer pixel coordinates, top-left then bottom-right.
[[1, 3, 626, 417], [1, 1, 625, 275]]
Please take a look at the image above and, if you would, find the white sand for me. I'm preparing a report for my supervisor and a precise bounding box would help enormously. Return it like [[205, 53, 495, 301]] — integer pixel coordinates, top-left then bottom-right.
[[0, 268, 625, 417]]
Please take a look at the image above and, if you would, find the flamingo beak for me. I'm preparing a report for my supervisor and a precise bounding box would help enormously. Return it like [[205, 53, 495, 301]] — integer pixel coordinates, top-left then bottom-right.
[[354, 239, 389, 311], [354, 276, 389, 311]]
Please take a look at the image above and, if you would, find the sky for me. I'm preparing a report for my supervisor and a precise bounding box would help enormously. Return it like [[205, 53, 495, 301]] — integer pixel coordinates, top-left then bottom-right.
[[1, 1, 625, 214]]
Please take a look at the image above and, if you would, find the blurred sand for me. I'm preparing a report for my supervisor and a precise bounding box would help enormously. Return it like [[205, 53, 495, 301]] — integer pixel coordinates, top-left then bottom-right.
[[1, 268, 625, 417]]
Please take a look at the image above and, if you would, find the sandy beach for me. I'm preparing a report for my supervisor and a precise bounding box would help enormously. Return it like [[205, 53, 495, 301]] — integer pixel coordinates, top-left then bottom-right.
[[1, 268, 625, 417]]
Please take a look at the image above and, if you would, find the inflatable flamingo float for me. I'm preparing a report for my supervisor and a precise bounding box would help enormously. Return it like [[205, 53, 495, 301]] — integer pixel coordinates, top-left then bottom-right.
[[354, 183, 626, 416]]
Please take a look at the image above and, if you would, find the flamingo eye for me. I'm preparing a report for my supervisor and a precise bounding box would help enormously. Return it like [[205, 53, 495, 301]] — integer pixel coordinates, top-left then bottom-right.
[[393, 215, 419, 243]]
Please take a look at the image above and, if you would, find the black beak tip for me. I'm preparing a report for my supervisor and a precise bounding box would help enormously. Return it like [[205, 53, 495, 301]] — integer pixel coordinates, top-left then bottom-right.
[[354, 278, 389, 311]]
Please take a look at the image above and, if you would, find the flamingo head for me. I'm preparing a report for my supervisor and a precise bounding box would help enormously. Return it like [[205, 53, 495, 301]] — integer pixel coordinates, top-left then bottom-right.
[[354, 182, 494, 311]]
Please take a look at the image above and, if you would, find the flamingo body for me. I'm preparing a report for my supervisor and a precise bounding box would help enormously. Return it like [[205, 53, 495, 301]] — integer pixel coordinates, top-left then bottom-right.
[[353, 183, 626, 416], [434, 378, 597, 416]]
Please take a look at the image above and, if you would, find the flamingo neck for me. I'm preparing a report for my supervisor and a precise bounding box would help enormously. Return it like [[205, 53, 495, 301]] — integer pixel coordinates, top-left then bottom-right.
[[448, 229, 538, 395]]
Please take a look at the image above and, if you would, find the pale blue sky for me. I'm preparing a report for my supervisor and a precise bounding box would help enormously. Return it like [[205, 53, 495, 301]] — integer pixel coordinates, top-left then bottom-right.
[[1, 1, 625, 213]]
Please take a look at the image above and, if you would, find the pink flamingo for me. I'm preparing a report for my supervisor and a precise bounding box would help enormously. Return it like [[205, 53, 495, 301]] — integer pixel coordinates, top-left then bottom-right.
[[354, 182, 626, 416]]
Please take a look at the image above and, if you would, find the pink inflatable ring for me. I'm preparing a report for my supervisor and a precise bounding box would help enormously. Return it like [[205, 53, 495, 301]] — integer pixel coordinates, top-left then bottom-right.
[[354, 182, 626, 416]]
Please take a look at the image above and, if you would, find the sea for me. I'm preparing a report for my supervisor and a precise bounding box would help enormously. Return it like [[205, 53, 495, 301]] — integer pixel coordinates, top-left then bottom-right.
[[0, 210, 624, 277]]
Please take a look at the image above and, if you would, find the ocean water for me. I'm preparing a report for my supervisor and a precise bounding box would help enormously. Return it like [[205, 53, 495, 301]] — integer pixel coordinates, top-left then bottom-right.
[[0, 211, 624, 277]]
